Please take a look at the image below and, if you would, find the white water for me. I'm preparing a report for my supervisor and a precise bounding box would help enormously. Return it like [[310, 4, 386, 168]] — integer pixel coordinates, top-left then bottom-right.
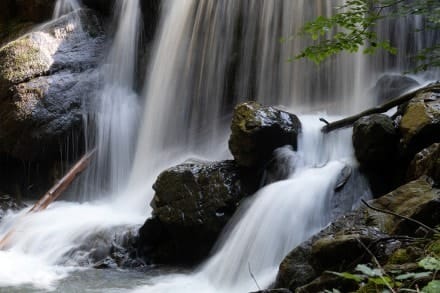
[[80, 0, 142, 200], [0, 0, 438, 292], [53, 0, 81, 19]]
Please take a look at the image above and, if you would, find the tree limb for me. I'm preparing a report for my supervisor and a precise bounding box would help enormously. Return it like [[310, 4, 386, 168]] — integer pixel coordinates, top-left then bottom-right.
[[321, 82, 440, 133]]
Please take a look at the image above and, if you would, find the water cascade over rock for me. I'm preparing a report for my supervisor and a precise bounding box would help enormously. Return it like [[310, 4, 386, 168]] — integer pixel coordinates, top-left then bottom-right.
[[0, 0, 438, 292]]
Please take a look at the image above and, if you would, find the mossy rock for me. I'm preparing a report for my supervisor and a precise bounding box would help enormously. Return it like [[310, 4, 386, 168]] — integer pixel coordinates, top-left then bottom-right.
[[399, 92, 440, 155], [137, 160, 259, 265], [228, 101, 301, 168], [367, 177, 439, 235], [0, 35, 53, 98]]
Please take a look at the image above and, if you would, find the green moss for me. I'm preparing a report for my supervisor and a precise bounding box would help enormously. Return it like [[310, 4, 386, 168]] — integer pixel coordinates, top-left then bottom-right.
[[388, 249, 412, 265], [0, 36, 47, 84], [427, 240, 440, 257]]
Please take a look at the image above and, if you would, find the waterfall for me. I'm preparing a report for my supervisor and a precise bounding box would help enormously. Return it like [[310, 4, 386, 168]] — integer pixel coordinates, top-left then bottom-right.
[[78, 0, 141, 200], [53, 0, 81, 19], [0, 0, 438, 291], [132, 116, 366, 293]]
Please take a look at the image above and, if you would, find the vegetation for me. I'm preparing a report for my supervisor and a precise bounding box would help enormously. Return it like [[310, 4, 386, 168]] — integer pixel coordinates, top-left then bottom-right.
[[295, 0, 440, 71]]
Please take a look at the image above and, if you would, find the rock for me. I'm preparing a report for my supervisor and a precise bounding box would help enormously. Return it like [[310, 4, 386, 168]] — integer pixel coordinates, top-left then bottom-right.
[[367, 176, 440, 235], [0, 9, 106, 161], [229, 102, 301, 168], [407, 143, 440, 184], [371, 74, 420, 104], [352, 114, 402, 196], [65, 225, 143, 269], [399, 91, 440, 156], [352, 114, 399, 170], [0, 193, 26, 219], [137, 160, 258, 265]]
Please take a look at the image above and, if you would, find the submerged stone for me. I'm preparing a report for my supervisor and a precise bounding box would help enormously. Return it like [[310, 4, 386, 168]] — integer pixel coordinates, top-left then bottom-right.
[[371, 74, 420, 104], [229, 101, 301, 168]]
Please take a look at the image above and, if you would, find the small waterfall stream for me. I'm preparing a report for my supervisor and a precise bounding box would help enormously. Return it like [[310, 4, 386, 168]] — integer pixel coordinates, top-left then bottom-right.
[[0, 0, 438, 292]]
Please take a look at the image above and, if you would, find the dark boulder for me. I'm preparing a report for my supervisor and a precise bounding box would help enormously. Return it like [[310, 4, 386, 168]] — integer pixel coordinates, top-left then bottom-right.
[[352, 114, 399, 169], [229, 102, 301, 168], [371, 74, 420, 104], [352, 114, 402, 196], [137, 160, 258, 265]]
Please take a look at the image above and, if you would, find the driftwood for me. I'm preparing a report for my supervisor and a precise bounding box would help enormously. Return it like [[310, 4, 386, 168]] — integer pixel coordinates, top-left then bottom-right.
[[321, 82, 440, 133], [0, 148, 96, 249]]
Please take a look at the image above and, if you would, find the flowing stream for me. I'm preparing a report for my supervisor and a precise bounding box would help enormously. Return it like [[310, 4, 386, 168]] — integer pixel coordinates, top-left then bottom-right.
[[0, 0, 438, 292]]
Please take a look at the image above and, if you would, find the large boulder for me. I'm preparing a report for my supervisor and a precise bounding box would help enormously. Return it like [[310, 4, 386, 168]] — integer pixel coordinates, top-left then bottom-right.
[[407, 143, 440, 184], [399, 91, 440, 156], [352, 114, 401, 196], [0, 9, 106, 161], [371, 74, 420, 104], [137, 160, 258, 265], [229, 102, 301, 168]]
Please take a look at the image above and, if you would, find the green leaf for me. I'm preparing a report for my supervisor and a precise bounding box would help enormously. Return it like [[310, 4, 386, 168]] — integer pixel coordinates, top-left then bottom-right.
[[418, 256, 440, 270], [369, 276, 393, 286], [355, 264, 383, 277], [395, 271, 431, 280], [327, 271, 364, 282], [422, 280, 440, 293]]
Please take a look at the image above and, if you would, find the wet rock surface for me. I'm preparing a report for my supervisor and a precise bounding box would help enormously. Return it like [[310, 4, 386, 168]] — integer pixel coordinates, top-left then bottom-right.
[[0, 193, 26, 220], [352, 114, 399, 170], [229, 102, 301, 168], [137, 160, 259, 265]]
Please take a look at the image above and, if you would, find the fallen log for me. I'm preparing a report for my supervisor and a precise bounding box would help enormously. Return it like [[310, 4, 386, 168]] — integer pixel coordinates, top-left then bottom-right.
[[0, 148, 96, 249], [321, 82, 440, 133]]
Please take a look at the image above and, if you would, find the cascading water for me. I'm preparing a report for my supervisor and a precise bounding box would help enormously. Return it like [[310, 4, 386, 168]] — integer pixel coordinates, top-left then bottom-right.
[[80, 0, 141, 199], [131, 116, 364, 293], [0, 0, 144, 290], [53, 0, 81, 19], [0, 0, 438, 292]]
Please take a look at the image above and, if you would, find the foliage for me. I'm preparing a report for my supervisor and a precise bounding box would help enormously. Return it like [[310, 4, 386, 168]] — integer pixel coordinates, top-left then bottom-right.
[[327, 254, 440, 292], [295, 0, 440, 71]]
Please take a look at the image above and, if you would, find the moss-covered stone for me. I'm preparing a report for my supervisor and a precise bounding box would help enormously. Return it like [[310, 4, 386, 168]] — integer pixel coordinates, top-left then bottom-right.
[[228, 101, 301, 168], [400, 92, 440, 155], [0, 35, 53, 98], [0, 9, 105, 161], [137, 160, 259, 265], [367, 177, 440, 235]]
